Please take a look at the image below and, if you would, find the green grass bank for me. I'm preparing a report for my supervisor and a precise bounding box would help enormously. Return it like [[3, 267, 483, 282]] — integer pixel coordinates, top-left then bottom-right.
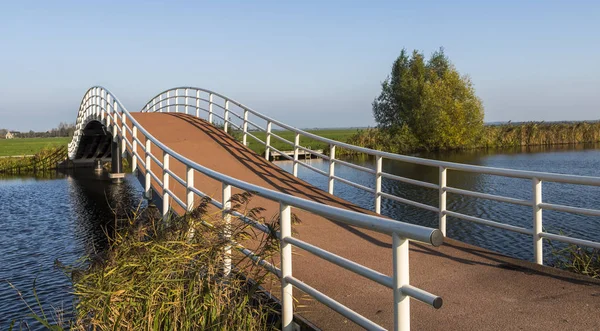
[[0, 146, 67, 174], [0, 137, 70, 157]]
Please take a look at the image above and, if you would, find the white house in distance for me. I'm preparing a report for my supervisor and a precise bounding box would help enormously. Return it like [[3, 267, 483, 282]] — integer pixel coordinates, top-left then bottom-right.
[[5, 131, 14, 139]]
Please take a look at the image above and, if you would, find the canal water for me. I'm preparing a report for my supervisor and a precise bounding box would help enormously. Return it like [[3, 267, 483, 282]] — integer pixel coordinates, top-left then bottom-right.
[[0, 144, 599, 327], [0, 171, 143, 329]]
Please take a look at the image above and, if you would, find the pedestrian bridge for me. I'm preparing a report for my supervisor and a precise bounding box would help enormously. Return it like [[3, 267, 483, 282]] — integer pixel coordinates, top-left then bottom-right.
[[68, 86, 600, 330]]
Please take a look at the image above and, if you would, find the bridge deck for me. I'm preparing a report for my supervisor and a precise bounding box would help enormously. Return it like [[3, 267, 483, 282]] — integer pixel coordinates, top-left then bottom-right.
[[130, 113, 600, 330]]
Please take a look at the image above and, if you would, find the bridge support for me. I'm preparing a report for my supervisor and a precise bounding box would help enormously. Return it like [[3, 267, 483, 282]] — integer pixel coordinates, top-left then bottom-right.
[[94, 159, 103, 173], [109, 139, 125, 183]]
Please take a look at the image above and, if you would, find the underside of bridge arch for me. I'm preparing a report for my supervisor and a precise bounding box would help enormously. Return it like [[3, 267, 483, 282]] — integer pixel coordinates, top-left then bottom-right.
[[73, 120, 113, 163]]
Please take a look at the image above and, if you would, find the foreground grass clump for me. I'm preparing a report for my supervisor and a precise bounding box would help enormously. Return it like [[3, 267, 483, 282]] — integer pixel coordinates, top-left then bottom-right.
[[552, 244, 600, 279], [73, 195, 281, 330], [0, 137, 70, 157]]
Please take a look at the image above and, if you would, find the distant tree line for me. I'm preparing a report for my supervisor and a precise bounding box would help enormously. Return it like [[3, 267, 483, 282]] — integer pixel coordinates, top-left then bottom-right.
[[0, 122, 76, 139]]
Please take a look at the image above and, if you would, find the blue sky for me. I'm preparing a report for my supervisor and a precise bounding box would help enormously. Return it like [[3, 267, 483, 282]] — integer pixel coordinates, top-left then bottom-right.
[[0, 0, 598, 131]]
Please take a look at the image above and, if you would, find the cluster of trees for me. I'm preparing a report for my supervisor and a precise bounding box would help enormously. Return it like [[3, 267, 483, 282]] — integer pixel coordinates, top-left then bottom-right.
[[370, 48, 484, 151], [347, 49, 600, 154], [0, 122, 75, 139]]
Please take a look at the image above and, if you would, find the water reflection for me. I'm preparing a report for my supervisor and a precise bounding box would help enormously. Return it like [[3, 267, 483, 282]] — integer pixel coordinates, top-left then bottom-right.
[[0, 170, 143, 330], [277, 144, 600, 262]]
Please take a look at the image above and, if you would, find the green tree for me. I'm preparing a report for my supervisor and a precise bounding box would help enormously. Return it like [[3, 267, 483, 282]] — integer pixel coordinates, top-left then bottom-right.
[[373, 48, 484, 150]]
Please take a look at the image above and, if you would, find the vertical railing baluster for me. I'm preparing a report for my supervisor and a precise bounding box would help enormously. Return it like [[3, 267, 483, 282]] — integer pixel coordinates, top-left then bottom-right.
[[186, 166, 194, 212], [87, 89, 91, 118], [439, 166, 447, 236], [280, 202, 293, 331], [328, 145, 336, 194], [106, 94, 112, 127], [100, 90, 106, 123], [265, 121, 272, 160], [185, 88, 189, 114], [175, 89, 179, 113], [158, 95, 163, 112], [132, 126, 137, 172], [392, 233, 410, 331], [95, 88, 99, 118], [222, 183, 232, 276], [195, 90, 200, 117], [112, 101, 118, 142], [93, 88, 97, 118], [162, 153, 170, 222], [121, 111, 127, 156], [144, 139, 151, 199], [166, 91, 170, 112], [224, 100, 229, 133], [243, 109, 248, 146], [293, 134, 299, 177], [533, 178, 543, 265], [208, 93, 214, 124], [375, 156, 383, 214]]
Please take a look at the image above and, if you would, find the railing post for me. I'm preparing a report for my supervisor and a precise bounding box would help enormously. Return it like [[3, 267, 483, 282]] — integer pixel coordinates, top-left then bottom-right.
[[243, 109, 249, 146], [95, 88, 99, 118], [224, 100, 229, 133], [112, 101, 118, 142], [195, 90, 200, 118], [131, 126, 137, 173], [293, 133, 299, 177], [186, 166, 194, 212], [144, 139, 152, 199], [280, 202, 293, 331], [265, 121, 272, 160], [121, 111, 127, 156], [158, 95, 162, 112], [208, 93, 214, 124], [392, 233, 410, 331], [100, 90, 106, 123], [222, 183, 232, 276], [375, 156, 383, 214], [166, 91, 170, 112], [162, 153, 170, 222], [105, 94, 111, 127], [93, 88, 97, 118], [328, 145, 336, 194], [175, 89, 179, 113], [184, 88, 189, 114], [152, 97, 156, 112], [439, 167, 447, 236], [533, 178, 543, 265]]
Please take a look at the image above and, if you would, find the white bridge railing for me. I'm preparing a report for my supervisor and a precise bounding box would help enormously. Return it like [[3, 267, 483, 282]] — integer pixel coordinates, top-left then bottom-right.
[[69, 86, 445, 331], [139, 87, 600, 266]]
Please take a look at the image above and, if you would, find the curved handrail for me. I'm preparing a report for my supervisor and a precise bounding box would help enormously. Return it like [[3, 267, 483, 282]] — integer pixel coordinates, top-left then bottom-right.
[[141, 86, 600, 185], [71, 86, 441, 244], [68, 86, 445, 331], [138, 86, 600, 265]]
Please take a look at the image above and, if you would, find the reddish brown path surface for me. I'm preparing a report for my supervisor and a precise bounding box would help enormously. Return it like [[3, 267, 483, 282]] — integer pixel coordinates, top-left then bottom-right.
[[129, 113, 600, 330]]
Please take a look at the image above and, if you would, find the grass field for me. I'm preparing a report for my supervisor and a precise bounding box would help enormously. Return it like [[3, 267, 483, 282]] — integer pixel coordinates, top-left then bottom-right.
[[242, 128, 360, 156], [0, 137, 70, 157]]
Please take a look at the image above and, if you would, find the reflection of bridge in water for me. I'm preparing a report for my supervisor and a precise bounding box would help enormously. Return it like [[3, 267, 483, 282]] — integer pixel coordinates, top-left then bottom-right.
[[68, 86, 600, 330]]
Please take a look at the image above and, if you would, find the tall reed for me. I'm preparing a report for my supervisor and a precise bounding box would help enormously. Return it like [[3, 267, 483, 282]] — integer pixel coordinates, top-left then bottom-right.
[[71, 194, 283, 330]]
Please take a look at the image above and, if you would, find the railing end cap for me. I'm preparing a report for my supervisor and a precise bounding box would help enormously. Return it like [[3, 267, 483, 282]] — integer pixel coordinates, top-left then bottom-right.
[[430, 229, 444, 247], [433, 296, 443, 309]]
